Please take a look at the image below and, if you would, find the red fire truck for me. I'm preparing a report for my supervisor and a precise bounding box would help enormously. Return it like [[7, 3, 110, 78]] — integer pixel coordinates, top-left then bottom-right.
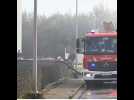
[[76, 31, 117, 88]]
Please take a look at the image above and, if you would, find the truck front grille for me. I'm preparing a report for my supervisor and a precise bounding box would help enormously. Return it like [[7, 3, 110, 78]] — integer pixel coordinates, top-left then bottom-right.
[[88, 62, 117, 71], [94, 74, 117, 78]]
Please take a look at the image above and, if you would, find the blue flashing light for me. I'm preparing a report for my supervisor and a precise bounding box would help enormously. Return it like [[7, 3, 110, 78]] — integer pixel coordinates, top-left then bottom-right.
[[91, 63, 96, 67], [88, 63, 96, 69], [90, 63, 96, 68]]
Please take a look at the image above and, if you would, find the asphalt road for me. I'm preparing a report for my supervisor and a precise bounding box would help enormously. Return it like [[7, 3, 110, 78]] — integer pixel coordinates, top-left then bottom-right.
[[73, 83, 117, 99]]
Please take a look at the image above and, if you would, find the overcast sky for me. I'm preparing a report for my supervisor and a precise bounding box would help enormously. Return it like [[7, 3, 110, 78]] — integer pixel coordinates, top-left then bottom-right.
[[18, 0, 117, 51], [22, 0, 117, 16]]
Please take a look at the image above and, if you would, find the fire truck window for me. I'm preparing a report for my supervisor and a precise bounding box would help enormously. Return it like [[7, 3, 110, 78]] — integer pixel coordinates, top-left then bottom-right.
[[85, 37, 117, 54]]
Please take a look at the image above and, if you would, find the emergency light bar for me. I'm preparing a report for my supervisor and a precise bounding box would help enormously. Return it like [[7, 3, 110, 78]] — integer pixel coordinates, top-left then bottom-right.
[[86, 32, 117, 37]]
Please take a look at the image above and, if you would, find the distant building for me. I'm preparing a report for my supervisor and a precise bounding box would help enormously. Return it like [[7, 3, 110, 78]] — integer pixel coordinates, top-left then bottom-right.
[[103, 21, 115, 32]]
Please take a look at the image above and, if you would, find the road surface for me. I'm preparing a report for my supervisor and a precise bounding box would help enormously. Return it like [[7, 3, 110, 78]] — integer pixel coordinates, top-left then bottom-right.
[[73, 83, 117, 99], [42, 78, 117, 99]]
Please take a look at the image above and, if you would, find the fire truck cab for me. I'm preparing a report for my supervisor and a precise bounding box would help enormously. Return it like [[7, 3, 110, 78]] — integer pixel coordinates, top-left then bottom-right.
[[76, 31, 117, 88]]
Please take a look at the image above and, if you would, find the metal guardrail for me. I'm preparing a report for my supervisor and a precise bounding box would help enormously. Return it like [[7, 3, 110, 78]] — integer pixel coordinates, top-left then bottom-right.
[[17, 59, 73, 98]]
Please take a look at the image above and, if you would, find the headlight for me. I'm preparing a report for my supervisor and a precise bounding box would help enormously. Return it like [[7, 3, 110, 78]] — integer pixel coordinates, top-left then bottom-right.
[[86, 74, 91, 77]]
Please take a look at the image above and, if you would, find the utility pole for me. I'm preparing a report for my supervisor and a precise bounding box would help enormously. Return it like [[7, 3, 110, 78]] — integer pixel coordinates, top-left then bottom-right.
[[76, 0, 78, 40], [75, 0, 78, 69], [33, 0, 38, 94], [17, 0, 22, 53]]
